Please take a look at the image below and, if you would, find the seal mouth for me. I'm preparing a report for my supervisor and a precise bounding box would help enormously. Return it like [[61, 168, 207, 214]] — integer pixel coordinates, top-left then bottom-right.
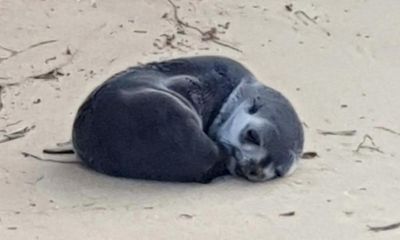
[[237, 164, 272, 182], [217, 140, 278, 182], [219, 143, 258, 177], [234, 155, 279, 182]]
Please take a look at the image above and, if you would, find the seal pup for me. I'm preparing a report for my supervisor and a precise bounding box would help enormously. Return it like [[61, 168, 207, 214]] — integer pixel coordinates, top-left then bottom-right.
[[47, 56, 304, 183]]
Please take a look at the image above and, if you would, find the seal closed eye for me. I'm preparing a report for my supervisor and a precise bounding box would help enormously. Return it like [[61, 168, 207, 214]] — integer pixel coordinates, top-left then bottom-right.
[[49, 56, 304, 183]]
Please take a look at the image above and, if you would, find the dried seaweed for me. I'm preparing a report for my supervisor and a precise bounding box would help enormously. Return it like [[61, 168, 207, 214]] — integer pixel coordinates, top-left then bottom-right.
[[166, 0, 241, 52]]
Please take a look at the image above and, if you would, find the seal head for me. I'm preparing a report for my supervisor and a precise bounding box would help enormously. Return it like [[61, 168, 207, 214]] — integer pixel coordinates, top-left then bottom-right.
[[209, 81, 304, 182]]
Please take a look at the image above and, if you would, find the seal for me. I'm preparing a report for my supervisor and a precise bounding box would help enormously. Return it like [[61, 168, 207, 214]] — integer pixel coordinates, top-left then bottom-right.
[[208, 80, 304, 181], [69, 56, 304, 183]]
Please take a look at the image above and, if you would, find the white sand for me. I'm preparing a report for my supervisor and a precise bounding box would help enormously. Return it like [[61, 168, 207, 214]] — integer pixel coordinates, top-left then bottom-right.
[[1, 0, 400, 239]]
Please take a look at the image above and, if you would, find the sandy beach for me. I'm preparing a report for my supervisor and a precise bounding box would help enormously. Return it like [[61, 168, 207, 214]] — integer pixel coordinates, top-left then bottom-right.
[[1, 0, 400, 239]]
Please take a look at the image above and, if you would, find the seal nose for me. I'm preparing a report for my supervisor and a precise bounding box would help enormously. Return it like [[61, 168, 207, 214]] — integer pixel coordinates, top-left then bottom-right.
[[248, 168, 259, 177], [275, 168, 283, 177], [243, 160, 263, 178]]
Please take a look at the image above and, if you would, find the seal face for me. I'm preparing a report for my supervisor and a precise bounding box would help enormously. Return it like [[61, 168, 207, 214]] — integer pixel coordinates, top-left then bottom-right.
[[208, 81, 304, 182], [72, 56, 304, 183]]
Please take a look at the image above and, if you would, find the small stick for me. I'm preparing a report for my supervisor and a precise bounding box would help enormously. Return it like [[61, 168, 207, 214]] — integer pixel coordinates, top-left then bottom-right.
[[21, 152, 80, 164], [374, 126, 400, 136], [166, 0, 242, 52], [133, 30, 147, 34], [0, 125, 35, 144], [294, 10, 331, 36], [29, 49, 78, 80], [0, 40, 57, 64], [45, 56, 57, 64], [294, 10, 317, 25], [0, 86, 3, 112], [26, 40, 57, 50], [29, 68, 64, 80], [279, 211, 295, 217], [367, 221, 400, 232], [301, 151, 319, 159], [354, 134, 383, 153], [5, 120, 22, 127], [317, 129, 356, 136]]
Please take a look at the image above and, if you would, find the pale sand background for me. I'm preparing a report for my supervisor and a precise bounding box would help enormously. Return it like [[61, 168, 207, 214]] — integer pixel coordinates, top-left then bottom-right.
[[1, 0, 400, 239]]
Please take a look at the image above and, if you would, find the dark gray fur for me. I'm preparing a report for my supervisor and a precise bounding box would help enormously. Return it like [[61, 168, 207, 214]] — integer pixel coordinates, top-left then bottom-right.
[[72, 56, 303, 183]]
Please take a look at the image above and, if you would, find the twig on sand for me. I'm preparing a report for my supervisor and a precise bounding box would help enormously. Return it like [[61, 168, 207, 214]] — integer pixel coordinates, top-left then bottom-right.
[[0, 86, 3, 112], [45, 56, 57, 64], [179, 213, 194, 219], [34, 175, 45, 184], [0, 40, 57, 64], [0, 125, 35, 144], [0, 45, 18, 63], [133, 30, 148, 34], [367, 221, 400, 232], [5, 120, 22, 127], [0, 82, 20, 88], [317, 129, 357, 136], [30, 68, 64, 80], [153, 33, 180, 50], [25, 175, 45, 185], [28, 48, 78, 80], [301, 151, 319, 159], [294, 10, 331, 36], [279, 211, 295, 217], [354, 134, 383, 154], [21, 151, 80, 164], [374, 126, 400, 136], [26, 40, 58, 50], [166, 0, 242, 52]]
